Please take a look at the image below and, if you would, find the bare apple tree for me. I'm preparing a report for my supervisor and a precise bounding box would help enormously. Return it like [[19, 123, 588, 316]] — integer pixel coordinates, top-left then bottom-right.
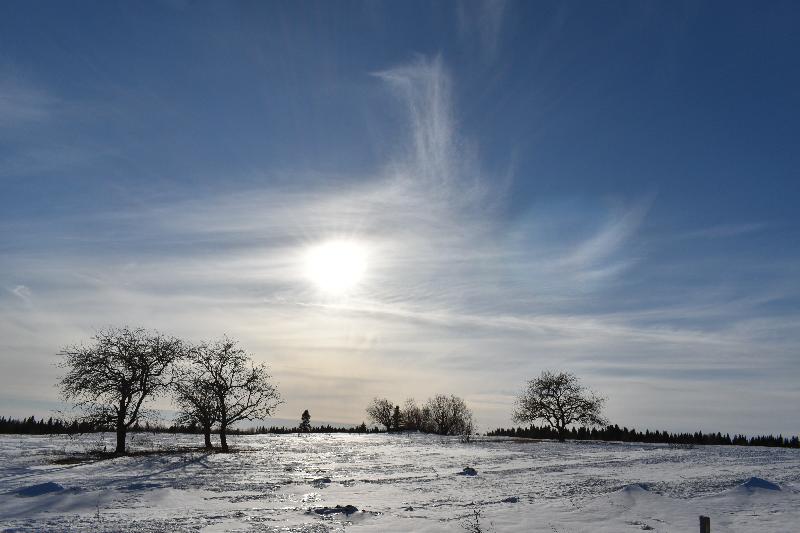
[[173, 359, 218, 449], [513, 370, 607, 442], [365, 397, 395, 431], [424, 394, 474, 437], [193, 337, 281, 452], [58, 327, 184, 454], [402, 398, 425, 431]]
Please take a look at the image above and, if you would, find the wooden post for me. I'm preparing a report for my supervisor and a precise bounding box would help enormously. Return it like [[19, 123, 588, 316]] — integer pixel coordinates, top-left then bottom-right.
[[699, 515, 710, 533]]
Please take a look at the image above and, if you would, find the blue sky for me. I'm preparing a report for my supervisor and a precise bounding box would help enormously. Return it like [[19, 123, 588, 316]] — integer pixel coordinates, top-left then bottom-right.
[[1, 1, 798, 434]]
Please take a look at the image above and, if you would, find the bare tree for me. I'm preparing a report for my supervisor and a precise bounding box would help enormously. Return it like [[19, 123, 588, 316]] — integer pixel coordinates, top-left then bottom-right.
[[193, 337, 281, 452], [513, 370, 607, 442], [58, 327, 184, 454], [366, 397, 394, 431], [402, 398, 424, 431], [424, 394, 474, 437], [173, 360, 218, 449]]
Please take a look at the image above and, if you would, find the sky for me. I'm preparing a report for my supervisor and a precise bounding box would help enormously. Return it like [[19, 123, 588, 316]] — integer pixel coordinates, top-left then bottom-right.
[[1, 1, 799, 435]]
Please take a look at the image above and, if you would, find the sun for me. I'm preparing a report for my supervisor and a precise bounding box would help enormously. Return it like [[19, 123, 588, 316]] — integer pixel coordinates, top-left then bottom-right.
[[304, 240, 368, 294]]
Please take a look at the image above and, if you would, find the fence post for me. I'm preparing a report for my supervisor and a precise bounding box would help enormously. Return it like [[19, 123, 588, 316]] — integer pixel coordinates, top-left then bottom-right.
[[699, 515, 710, 533]]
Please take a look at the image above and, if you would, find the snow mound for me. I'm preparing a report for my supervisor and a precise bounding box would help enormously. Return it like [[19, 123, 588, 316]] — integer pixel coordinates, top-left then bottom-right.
[[618, 483, 652, 493], [739, 477, 781, 492], [16, 482, 64, 497]]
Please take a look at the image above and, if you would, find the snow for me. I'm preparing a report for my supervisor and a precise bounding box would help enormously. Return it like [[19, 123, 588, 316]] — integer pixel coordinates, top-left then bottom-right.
[[0, 433, 798, 531]]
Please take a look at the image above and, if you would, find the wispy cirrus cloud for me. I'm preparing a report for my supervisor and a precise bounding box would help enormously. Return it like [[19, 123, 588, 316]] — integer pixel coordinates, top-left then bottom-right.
[[0, 74, 56, 126], [1, 55, 797, 434], [456, 0, 509, 61], [678, 222, 767, 240], [9, 285, 31, 301], [0, 69, 120, 181]]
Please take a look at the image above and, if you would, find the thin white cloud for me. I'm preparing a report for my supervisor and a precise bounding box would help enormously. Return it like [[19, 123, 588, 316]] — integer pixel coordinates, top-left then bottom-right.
[[561, 202, 648, 268], [0, 69, 117, 178], [679, 222, 767, 240], [9, 285, 31, 301], [0, 73, 57, 127], [456, 0, 508, 61]]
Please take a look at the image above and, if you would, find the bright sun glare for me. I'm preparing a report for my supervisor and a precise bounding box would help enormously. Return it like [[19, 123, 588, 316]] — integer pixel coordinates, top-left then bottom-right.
[[305, 240, 367, 294]]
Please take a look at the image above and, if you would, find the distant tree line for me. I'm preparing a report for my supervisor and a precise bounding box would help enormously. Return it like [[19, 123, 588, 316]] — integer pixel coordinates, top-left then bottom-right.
[[0, 415, 185, 435], [0, 415, 381, 436], [487, 424, 800, 448], [6, 415, 797, 448], [244, 423, 381, 434], [500, 370, 800, 448], [0, 415, 96, 435]]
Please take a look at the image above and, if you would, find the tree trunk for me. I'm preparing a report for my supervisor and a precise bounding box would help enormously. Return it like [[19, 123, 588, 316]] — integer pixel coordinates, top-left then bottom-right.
[[219, 406, 229, 452], [203, 426, 213, 449], [116, 400, 127, 455], [557, 426, 567, 443], [220, 426, 228, 452], [115, 426, 127, 454]]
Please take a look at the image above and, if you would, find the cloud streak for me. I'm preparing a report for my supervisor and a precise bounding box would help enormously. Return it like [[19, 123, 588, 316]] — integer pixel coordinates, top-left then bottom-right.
[[0, 74, 55, 126], [456, 0, 509, 62]]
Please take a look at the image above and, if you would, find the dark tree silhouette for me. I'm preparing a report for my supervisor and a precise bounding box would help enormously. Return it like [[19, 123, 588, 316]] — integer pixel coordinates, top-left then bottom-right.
[[365, 397, 394, 431], [513, 370, 607, 442], [193, 337, 282, 452], [392, 405, 401, 430], [423, 394, 474, 437], [402, 398, 424, 431], [173, 359, 218, 449], [299, 409, 311, 432], [58, 327, 184, 454]]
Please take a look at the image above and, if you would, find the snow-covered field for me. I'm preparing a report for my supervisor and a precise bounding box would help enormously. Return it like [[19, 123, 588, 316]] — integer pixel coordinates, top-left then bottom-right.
[[1, 433, 798, 532]]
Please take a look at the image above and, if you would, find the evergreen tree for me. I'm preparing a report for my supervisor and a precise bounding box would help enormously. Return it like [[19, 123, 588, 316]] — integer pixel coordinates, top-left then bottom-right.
[[299, 409, 311, 432]]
